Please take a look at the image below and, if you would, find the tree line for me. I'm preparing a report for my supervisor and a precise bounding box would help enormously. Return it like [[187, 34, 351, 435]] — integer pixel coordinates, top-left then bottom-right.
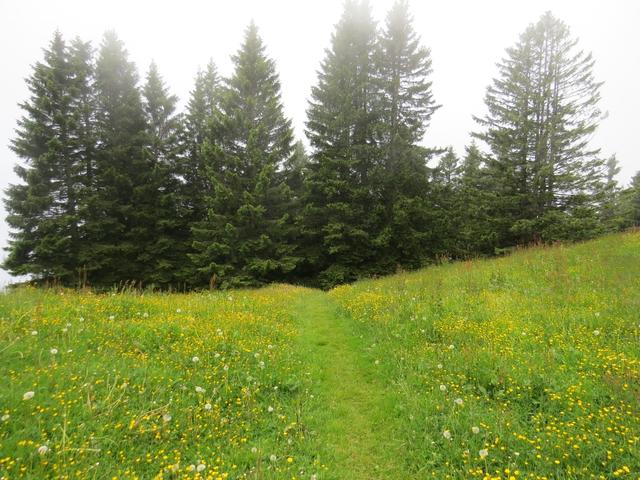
[[5, 1, 640, 290]]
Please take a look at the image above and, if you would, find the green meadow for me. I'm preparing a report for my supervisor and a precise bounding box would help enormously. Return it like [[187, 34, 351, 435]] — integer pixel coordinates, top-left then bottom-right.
[[1, 232, 639, 479]]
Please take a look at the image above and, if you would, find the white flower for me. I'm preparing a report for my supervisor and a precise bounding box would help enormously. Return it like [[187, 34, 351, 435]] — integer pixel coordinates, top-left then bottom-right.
[[62, 327, 68, 333], [31, 330, 38, 336], [66, 322, 72, 327], [311, 475, 318, 480], [448, 344, 455, 350], [195, 386, 205, 394], [143, 312, 149, 318], [254, 352, 260, 358], [269, 454, 277, 462], [259, 361, 265, 369], [374, 360, 380, 365], [162, 413, 172, 423], [443, 430, 452, 440], [196, 463, 205, 472], [267, 406, 274, 413], [187, 464, 195, 472], [593, 329, 601, 336], [176, 308, 182, 313], [204, 403, 212, 411], [251, 446, 258, 453], [223, 365, 229, 371], [214, 353, 221, 358], [37, 445, 49, 455], [108, 315, 115, 320], [79, 316, 85, 322], [454, 398, 463, 406], [472, 426, 480, 434], [1, 414, 9, 421], [23, 391, 35, 400], [439, 384, 447, 392], [50, 348, 58, 355], [437, 363, 443, 369], [216, 328, 223, 336], [268, 344, 274, 350], [479, 448, 489, 459], [192, 356, 200, 363]]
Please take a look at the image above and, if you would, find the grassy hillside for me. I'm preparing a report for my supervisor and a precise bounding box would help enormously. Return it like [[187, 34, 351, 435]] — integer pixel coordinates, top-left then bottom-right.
[[1, 232, 639, 479]]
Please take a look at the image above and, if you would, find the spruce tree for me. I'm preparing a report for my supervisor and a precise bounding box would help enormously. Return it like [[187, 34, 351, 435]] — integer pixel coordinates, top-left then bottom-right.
[[4, 32, 94, 284], [474, 12, 605, 246], [142, 62, 185, 287], [302, 0, 381, 287], [181, 61, 221, 226], [190, 23, 298, 288], [374, 0, 440, 271], [84, 31, 152, 286]]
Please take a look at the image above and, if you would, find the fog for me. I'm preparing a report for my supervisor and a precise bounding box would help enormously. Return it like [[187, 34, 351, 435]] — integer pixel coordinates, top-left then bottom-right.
[[1, 0, 638, 285]]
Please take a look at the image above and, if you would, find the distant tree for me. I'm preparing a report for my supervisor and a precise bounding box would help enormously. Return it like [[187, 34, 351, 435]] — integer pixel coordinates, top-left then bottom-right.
[[84, 31, 152, 286], [4, 32, 94, 284], [474, 12, 605, 246], [599, 155, 624, 231], [619, 171, 640, 228], [181, 61, 221, 226], [375, 0, 440, 270], [190, 23, 299, 288], [141, 62, 186, 287], [301, 0, 382, 287]]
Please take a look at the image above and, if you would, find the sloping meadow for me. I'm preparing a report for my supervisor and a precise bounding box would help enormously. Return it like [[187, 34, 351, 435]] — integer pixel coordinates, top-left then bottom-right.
[[329, 232, 640, 479], [0, 285, 321, 479]]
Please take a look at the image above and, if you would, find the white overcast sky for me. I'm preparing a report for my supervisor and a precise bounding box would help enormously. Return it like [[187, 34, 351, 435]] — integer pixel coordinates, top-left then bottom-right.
[[0, 0, 639, 284]]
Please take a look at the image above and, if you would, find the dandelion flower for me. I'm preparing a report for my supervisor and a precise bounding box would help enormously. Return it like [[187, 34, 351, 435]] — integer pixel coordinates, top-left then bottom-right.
[[267, 406, 274, 413], [192, 356, 200, 363], [268, 344, 274, 350], [50, 348, 58, 355], [448, 344, 455, 350], [176, 308, 182, 313], [472, 426, 480, 434], [439, 384, 447, 392], [259, 361, 265, 369], [1, 414, 9, 422], [223, 365, 229, 371], [23, 391, 35, 400], [437, 363, 443, 369], [251, 447, 258, 454], [187, 464, 195, 472], [287, 457, 293, 464], [162, 413, 172, 423], [108, 315, 115, 320], [195, 386, 205, 394], [479, 448, 489, 459], [454, 398, 463, 406], [593, 329, 601, 336], [269, 454, 277, 462], [196, 463, 205, 472], [204, 403, 212, 411], [31, 330, 38, 336], [37, 445, 49, 455], [443, 430, 452, 440]]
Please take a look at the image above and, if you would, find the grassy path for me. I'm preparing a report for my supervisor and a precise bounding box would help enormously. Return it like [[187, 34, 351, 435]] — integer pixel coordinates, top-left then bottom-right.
[[295, 290, 405, 479]]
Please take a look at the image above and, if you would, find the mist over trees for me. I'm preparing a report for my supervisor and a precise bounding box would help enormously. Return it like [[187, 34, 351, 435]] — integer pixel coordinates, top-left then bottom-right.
[[4, 1, 638, 289]]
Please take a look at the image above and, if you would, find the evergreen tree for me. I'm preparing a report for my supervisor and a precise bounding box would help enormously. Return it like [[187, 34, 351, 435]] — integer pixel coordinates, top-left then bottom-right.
[[84, 31, 152, 286], [142, 62, 186, 287], [474, 12, 605, 246], [620, 171, 640, 228], [599, 155, 624, 231], [4, 32, 94, 284], [190, 23, 298, 288], [302, 0, 381, 287], [181, 61, 221, 226], [374, 0, 441, 271]]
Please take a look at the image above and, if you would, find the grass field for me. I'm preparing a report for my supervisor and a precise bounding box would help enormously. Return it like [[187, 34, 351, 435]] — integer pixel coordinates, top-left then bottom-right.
[[1, 232, 639, 479]]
